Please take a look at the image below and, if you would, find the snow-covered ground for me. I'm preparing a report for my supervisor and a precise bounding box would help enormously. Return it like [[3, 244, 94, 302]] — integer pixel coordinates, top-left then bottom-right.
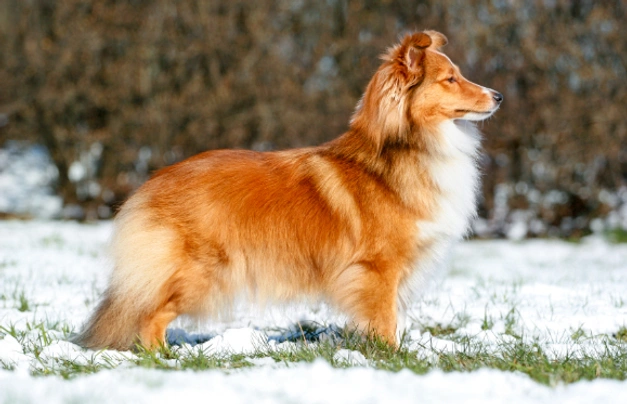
[[0, 220, 626, 403], [0, 143, 62, 219]]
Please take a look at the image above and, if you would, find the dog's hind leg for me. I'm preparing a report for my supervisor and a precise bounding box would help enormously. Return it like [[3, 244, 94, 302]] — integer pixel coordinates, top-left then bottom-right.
[[138, 301, 179, 349], [135, 252, 231, 349]]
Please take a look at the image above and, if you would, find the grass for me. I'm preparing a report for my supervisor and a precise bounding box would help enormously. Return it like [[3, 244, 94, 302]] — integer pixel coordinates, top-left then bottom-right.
[[40, 233, 64, 248], [481, 309, 495, 331], [3, 221, 627, 391], [16, 290, 31, 312], [2, 321, 626, 387], [614, 327, 627, 342], [606, 228, 627, 244], [504, 307, 522, 339], [422, 323, 457, 337]]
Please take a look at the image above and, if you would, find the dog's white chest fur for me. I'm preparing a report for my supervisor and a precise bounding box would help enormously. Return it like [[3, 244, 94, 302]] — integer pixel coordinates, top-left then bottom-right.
[[399, 121, 481, 309], [419, 120, 481, 241]]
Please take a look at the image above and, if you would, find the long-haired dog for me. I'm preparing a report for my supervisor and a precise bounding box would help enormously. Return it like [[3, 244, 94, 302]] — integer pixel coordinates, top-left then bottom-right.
[[75, 30, 502, 350]]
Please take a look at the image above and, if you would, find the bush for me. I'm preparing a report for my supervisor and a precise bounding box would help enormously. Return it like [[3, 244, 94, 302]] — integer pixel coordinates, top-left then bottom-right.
[[0, 0, 625, 236]]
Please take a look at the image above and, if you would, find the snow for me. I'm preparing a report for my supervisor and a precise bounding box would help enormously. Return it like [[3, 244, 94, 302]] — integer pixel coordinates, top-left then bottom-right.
[[198, 328, 267, 355], [1, 220, 627, 402], [0, 335, 26, 364], [333, 349, 368, 366], [0, 143, 62, 219], [0, 362, 624, 403]]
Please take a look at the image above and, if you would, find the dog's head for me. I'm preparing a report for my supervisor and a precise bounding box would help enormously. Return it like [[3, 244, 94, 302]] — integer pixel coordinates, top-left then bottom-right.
[[351, 31, 502, 145], [399, 31, 502, 124]]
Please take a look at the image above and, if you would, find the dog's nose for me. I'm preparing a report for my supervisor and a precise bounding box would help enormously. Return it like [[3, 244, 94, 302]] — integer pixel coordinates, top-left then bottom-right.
[[493, 92, 503, 103]]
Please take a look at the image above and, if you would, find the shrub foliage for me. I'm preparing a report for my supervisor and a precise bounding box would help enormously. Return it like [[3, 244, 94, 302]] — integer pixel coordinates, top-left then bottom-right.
[[0, 1, 625, 236]]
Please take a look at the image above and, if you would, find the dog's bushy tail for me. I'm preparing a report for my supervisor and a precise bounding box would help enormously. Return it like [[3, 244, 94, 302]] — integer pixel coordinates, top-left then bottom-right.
[[73, 197, 181, 350], [72, 288, 144, 350]]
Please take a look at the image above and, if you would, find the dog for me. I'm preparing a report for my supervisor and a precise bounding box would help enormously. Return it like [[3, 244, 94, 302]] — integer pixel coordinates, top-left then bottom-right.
[[75, 30, 502, 350]]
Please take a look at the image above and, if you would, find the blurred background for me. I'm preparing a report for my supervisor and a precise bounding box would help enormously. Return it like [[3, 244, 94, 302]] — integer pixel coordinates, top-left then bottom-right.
[[0, 0, 625, 239]]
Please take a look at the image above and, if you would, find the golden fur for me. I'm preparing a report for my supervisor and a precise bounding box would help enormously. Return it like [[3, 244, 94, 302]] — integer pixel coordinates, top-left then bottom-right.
[[75, 31, 502, 350]]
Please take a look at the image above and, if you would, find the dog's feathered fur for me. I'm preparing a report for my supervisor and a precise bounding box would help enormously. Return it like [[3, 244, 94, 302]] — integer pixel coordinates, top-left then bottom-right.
[[75, 30, 502, 350]]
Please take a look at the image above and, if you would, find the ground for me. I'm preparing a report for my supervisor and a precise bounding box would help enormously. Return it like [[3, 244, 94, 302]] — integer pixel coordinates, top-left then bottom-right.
[[0, 220, 626, 403]]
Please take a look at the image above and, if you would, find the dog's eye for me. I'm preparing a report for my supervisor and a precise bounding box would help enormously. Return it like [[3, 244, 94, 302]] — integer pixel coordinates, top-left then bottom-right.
[[447, 76, 456, 84]]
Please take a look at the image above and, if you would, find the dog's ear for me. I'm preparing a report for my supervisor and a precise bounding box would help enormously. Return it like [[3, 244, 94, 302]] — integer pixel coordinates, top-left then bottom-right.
[[411, 32, 433, 49], [405, 32, 431, 72], [423, 30, 448, 49], [406, 46, 424, 72]]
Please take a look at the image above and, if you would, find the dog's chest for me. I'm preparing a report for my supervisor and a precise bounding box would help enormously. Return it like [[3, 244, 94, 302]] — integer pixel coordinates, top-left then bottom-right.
[[416, 121, 481, 244], [398, 122, 480, 308]]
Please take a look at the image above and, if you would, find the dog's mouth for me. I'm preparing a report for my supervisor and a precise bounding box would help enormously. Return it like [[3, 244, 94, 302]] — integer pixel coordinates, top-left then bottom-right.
[[455, 107, 499, 121], [455, 109, 495, 115]]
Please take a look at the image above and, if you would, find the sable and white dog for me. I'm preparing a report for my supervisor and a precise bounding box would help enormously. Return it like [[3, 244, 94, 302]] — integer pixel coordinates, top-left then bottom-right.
[[75, 30, 502, 350]]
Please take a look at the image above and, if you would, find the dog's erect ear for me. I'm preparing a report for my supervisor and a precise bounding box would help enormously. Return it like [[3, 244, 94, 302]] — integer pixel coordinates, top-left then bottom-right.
[[412, 32, 433, 49], [405, 32, 431, 72], [423, 30, 448, 49], [406, 47, 425, 72]]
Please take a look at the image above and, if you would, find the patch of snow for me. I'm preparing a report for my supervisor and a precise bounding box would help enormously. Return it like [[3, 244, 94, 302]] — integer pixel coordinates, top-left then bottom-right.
[[39, 341, 93, 366], [333, 349, 368, 366], [0, 143, 62, 219], [0, 362, 625, 403], [199, 328, 267, 355], [0, 220, 627, 402], [0, 335, 28, 365]]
